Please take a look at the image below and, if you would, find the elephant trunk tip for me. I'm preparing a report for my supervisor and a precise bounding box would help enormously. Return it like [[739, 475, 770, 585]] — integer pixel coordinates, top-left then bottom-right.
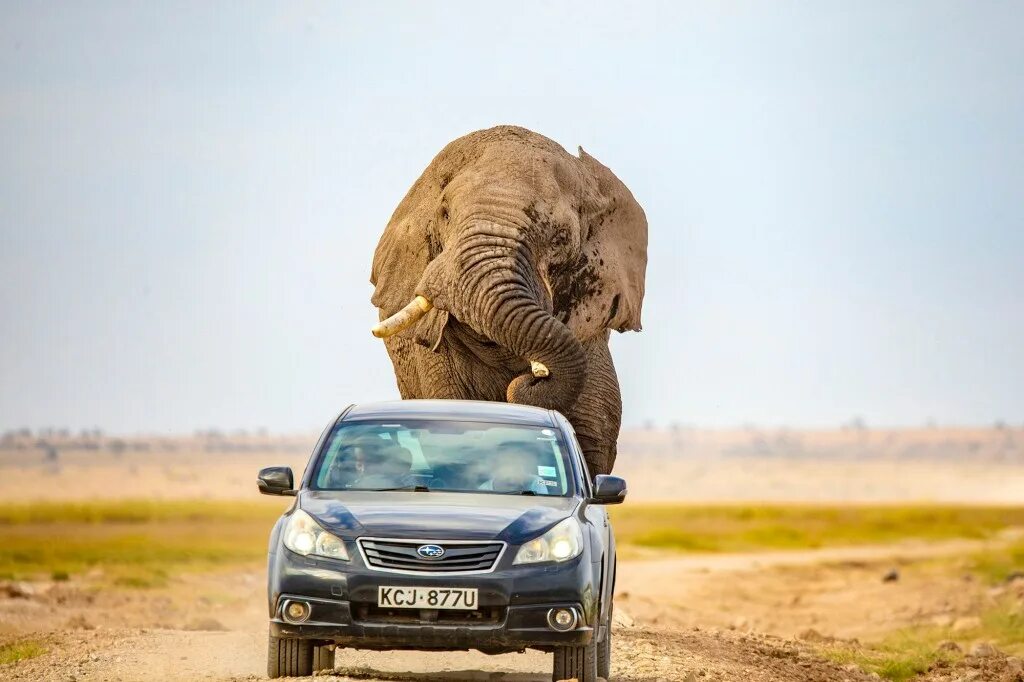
[[530, 361, 550, 378]]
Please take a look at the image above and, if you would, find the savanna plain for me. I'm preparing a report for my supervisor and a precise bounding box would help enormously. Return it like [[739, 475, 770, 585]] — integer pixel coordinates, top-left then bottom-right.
[[1, 426, 1022, 682]]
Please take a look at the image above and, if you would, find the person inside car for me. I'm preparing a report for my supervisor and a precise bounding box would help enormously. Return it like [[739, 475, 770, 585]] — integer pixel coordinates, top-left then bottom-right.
[[478, 442, 549, 495], [322, 442, 368, 488], [351, 441, 417, 489]]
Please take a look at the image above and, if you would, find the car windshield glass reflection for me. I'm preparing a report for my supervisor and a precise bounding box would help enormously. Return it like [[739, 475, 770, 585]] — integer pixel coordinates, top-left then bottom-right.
[[312, 420, 573, 497]]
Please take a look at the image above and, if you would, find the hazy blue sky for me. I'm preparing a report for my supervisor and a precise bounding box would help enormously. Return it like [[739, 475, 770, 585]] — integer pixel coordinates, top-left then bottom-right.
[[2, 2, 1022, 433]]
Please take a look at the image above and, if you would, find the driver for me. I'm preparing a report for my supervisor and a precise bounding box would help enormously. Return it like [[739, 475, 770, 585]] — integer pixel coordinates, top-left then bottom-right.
[[478, 442, 548, 495], [324, 438, 415, 489], [351, 441, 416, 489], [323, 441, 369, 488]]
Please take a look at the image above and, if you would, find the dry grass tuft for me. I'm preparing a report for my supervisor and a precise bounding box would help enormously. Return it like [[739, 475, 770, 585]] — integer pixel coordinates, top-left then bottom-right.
[[0, 640, 46, 665]]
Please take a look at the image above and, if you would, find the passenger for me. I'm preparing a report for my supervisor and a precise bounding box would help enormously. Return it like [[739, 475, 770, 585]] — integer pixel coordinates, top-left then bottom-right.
[[479, 442, 548, 495]]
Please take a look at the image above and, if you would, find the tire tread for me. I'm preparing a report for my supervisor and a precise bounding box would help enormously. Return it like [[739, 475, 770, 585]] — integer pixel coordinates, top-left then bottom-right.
[[552, 640, 597, 682], [267, 634, 313, 678]]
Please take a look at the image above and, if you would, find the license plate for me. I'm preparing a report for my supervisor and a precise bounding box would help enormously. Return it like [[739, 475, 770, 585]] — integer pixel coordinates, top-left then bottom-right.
[[377, 586, 478, 610]]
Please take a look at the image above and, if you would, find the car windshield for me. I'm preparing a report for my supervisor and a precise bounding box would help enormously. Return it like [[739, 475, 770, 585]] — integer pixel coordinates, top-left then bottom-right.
[[310, 420, 574, 496]]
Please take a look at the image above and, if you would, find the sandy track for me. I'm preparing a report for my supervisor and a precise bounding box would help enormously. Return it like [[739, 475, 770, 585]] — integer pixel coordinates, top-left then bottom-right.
[[5, 624, 877, 682], [6, 537, 1023, 681]]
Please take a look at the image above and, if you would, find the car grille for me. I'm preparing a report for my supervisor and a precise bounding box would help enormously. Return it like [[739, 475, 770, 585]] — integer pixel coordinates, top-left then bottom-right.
[[358, 538, 505, 573]]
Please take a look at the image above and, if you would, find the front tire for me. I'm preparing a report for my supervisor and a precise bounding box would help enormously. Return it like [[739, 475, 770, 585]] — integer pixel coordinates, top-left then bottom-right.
[[267, 634, 313, 678], [552, 639, 598, 682]]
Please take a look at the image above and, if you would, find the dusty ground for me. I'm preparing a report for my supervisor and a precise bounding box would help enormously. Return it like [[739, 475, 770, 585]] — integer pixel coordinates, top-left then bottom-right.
[[2, 431, 1022, 681], [3, 538, 1022, 682]]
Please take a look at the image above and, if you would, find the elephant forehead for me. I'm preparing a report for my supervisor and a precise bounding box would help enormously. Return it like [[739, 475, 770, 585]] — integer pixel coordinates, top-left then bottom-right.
[[448, 150, 577, 197]]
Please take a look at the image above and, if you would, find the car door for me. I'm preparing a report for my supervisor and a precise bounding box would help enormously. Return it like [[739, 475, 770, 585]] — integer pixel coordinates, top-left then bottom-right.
[[557, 416, 613, 623]]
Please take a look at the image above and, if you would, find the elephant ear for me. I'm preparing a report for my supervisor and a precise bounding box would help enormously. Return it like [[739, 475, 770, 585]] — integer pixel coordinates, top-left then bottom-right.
[[369, 184, 449, 351], [559, 147, 648, 336]]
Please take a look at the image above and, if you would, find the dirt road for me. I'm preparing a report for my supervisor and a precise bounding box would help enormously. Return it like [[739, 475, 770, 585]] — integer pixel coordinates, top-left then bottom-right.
[[9, 537, 1022, 682], [5, 626, 885, 682]]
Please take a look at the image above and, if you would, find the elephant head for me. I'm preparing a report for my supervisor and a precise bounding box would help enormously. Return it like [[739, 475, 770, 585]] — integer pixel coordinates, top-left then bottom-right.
[[370, 126, 647, 414]]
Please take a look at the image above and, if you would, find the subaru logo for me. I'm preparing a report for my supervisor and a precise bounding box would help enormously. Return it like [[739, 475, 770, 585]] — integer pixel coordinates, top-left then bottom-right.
[[417, 544, 445, 559]]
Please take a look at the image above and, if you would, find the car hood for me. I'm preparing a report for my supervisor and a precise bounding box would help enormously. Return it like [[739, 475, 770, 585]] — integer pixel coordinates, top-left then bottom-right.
[[299, 490, 577, 544]]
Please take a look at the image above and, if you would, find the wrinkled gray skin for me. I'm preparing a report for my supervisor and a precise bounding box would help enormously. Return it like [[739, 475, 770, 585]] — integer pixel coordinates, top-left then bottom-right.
[[370, 126, 648, 476]]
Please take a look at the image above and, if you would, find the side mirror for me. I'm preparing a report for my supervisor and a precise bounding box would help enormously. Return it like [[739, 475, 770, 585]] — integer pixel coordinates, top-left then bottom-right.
[[591, 475, 627, 505], [258, 466, 296, 496]]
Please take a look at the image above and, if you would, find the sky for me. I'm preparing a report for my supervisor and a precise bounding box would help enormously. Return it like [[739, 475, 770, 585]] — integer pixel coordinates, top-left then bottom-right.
[[1, 2, 1022, 433]]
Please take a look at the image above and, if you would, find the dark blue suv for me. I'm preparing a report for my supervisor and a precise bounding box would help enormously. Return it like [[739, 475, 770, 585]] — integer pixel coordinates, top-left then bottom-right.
[[258, 400, 626, 681]]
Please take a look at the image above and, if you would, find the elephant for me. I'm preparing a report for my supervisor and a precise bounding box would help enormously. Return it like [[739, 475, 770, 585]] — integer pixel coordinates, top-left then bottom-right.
[[368, 125, 647, 476]]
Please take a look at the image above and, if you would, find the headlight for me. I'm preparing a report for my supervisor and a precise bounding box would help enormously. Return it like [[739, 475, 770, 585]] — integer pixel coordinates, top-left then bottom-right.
[[514, 517, 583, 565], [283, 509, 349, 561]]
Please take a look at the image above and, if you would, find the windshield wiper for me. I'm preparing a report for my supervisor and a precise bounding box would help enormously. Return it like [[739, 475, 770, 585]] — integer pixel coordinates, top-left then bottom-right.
[[500, 490, 537, 496], [367, 484, 431, 492]]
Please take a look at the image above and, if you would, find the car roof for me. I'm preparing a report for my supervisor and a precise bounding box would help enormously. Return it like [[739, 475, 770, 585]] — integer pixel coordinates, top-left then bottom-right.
[[341, 399, 558, 427]]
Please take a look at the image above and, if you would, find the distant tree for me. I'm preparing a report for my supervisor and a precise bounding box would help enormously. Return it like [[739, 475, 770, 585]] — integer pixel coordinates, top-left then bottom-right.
[[38, 440, 59, 461], [844, 416, 868, 432]]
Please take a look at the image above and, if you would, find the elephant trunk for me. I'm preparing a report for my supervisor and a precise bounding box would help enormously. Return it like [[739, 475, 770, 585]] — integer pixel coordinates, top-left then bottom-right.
[[443, 221, 587, 412], [371, 219, 587, 412]]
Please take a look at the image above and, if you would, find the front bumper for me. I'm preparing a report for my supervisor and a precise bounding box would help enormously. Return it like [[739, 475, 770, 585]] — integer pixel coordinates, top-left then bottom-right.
[[270, 596, 591, 650], [268, 544, 598, 652]]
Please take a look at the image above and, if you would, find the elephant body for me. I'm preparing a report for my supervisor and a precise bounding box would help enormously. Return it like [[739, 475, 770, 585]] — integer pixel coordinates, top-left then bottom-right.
[[369, 126, 647, 476]]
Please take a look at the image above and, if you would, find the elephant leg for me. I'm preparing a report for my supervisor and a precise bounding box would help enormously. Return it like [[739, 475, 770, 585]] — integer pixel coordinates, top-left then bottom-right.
[[418, 346, 480, 400], [385, 339, 469, 400], [385, 335, 509, 401], [383, 336, 422, 398], [564, 334, 621, 477]]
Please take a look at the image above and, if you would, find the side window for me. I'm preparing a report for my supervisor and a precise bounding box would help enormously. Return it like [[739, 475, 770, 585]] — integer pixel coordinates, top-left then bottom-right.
[[304, 416, 342, 487]]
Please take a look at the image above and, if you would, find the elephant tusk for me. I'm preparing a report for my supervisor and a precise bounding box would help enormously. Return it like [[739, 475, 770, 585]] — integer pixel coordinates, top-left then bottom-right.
[[530, 361, 550, 378], [371, 296, 433, 338]]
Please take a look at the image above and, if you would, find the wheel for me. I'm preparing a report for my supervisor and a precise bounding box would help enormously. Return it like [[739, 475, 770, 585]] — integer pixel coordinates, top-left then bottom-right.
[[312, 643, 334, 673], [597, 601, 612, 679], [552, 639, 598, 682], [267, 634, 313, 678]]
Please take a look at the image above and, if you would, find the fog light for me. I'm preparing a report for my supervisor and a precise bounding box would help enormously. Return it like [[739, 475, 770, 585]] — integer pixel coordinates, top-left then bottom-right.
[[282, 600, 311, 623], [547, 607, 577, 631]]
